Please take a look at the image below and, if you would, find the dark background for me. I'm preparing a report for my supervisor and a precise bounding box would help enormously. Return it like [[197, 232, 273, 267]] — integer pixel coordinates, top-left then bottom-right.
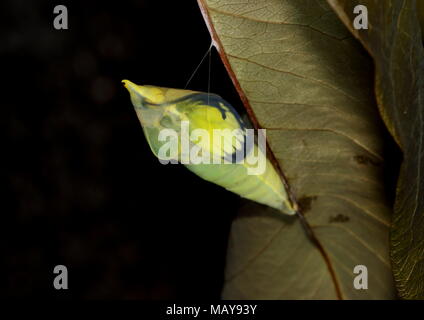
[[3, 0, 244, 299]]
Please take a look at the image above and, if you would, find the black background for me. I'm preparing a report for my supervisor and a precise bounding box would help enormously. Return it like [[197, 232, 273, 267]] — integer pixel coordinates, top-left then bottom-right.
[[3, 0, 244, 299]]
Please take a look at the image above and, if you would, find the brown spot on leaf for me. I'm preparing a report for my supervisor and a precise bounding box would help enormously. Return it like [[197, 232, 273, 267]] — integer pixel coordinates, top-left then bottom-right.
[[329, 214, 350, 223], [298, 196, 317, 214], [354, 155, 381, 167]]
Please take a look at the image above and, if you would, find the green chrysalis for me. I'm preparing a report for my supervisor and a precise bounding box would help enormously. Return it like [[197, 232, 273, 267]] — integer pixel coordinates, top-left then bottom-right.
[[122, 79, 296, 215]]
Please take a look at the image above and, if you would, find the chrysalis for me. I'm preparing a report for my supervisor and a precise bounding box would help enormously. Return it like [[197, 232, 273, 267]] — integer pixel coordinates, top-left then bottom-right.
[[122, 79, 296, 215]]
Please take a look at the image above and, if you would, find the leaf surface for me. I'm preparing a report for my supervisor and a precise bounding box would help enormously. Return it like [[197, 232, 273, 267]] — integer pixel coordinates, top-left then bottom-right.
[[328, 0, 424, 300], [198, 0, 396, 299]]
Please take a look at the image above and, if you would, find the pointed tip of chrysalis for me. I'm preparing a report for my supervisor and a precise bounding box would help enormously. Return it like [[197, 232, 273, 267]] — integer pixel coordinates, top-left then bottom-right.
[[122, 79, 143, 102], [122, 79, 134, 90], [121, 79, 167, 105]]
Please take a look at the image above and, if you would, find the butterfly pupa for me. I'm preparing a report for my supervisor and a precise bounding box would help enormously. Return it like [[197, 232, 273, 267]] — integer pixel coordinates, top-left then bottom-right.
[[122, 79, 296, 215]]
